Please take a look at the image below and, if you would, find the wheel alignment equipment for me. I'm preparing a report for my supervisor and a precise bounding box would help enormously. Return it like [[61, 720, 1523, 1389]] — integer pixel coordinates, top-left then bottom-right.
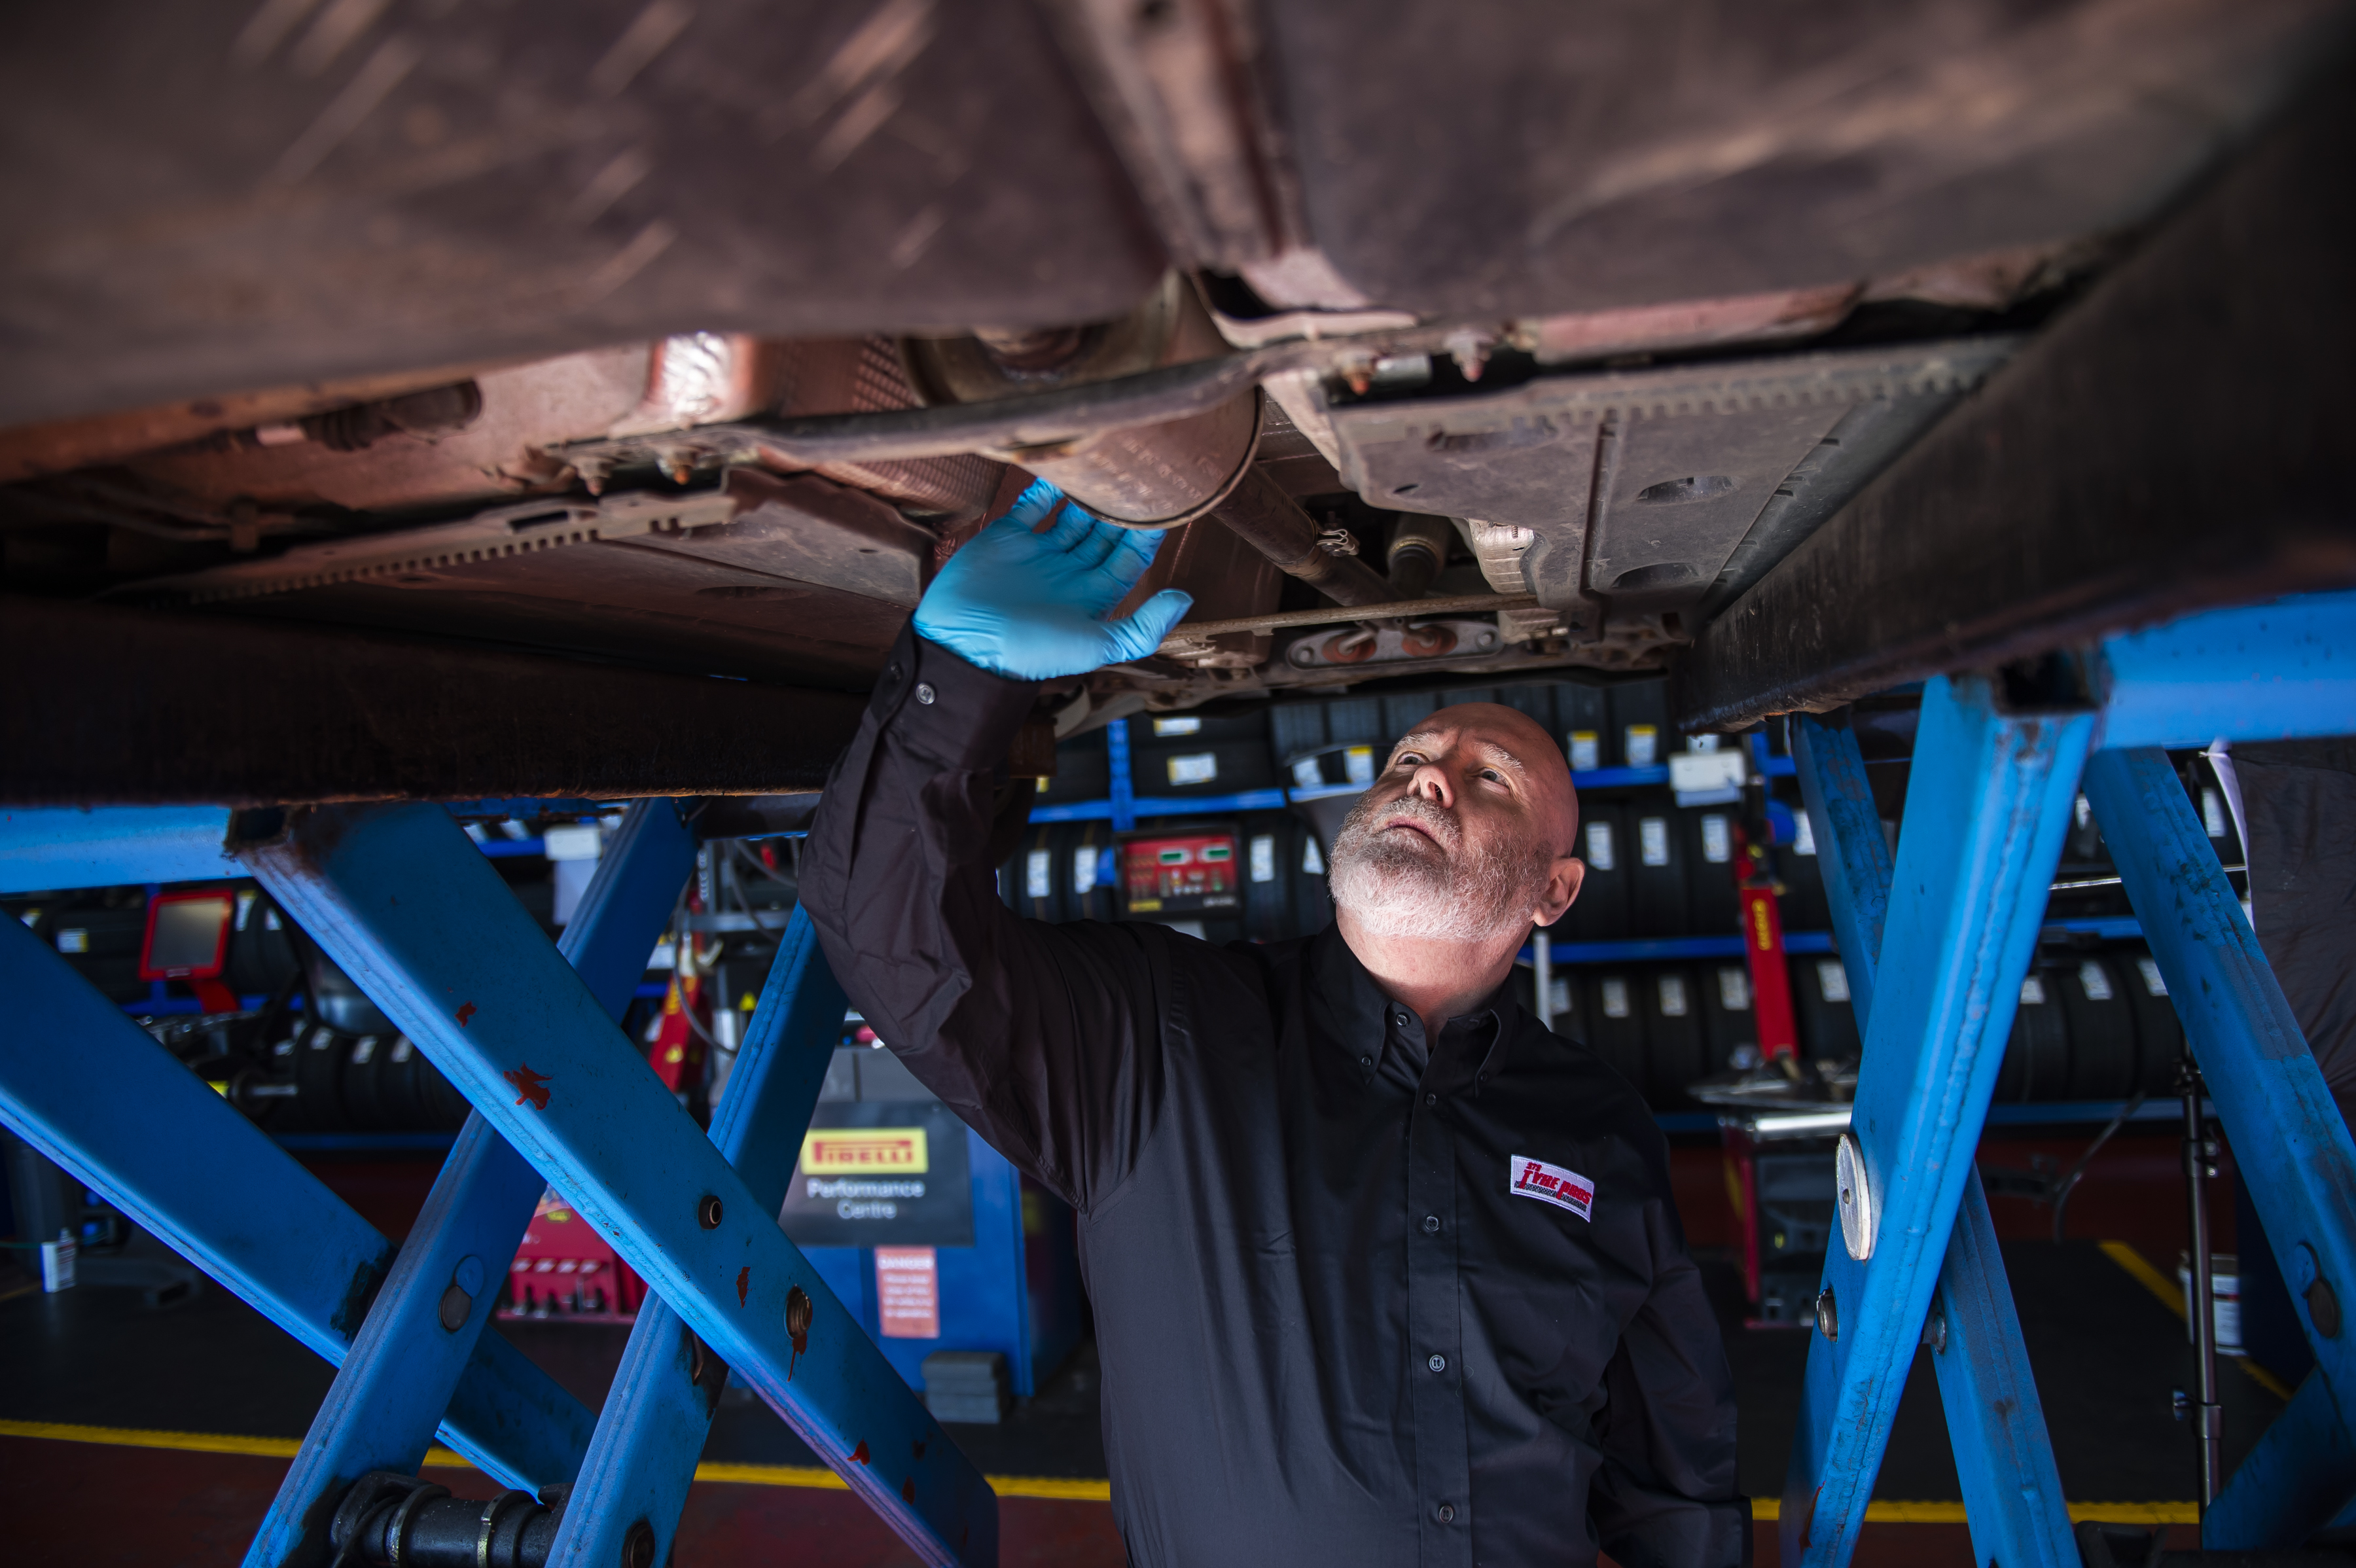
[[1779, 588, 2356, 1564]]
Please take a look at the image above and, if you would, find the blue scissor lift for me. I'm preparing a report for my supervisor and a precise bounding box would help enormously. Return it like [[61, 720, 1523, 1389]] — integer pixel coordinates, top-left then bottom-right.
[[1, 588, 2351, 1567]]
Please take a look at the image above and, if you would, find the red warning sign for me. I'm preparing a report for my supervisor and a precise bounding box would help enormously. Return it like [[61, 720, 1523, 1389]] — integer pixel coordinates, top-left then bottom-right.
[[875, 1246, 940, 1340]]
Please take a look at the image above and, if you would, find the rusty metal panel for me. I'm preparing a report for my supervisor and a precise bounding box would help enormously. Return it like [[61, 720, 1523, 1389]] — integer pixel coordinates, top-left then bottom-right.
[[1677, 65, 2356, 732]]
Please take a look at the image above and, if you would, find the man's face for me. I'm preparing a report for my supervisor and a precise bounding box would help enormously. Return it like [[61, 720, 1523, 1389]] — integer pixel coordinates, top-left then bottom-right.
[[1327, 704, 1584, 942]]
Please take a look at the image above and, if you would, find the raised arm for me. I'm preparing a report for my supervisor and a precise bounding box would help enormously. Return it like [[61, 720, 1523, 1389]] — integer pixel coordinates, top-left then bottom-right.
[[798, 480, 1195, 1210]]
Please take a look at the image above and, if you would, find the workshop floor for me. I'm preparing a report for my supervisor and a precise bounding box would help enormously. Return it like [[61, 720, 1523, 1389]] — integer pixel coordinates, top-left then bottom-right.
[[0, 1131, 2262, 1564]]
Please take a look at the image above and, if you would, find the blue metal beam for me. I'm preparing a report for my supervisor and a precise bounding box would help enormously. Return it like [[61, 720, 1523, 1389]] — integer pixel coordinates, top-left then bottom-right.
[[548, 906, 850, 1568], [1925, 1166, 2077, 1562], [2085, 747, 2356, 1545], [2094, 589, 2356, 749], [1782, 676, 2093, 1563], [1793, 715, 2077, 1567], [0, 918, 594, 1491], [0, 805, 238, 892], [242, 801, 694, 1567], [1789, 717, 1892, 1023], [1105, 719, 1136, 833], [242, 804, 996, 1566]]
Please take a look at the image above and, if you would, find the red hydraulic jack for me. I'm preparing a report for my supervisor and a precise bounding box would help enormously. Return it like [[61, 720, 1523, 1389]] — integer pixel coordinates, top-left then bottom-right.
[[1721, 817, 1821, 1320]]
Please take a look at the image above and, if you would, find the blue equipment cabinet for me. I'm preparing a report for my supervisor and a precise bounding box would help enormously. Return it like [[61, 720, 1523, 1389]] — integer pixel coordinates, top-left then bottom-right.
[[791, 1046, 1085, 1402]]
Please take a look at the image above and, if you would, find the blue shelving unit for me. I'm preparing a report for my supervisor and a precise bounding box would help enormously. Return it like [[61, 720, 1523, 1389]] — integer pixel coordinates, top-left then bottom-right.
[[1027, 754, 1801, 827]]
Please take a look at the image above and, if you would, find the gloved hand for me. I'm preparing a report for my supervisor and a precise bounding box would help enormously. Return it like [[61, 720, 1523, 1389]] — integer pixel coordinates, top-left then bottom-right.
[[912, 477, 1194, 680]]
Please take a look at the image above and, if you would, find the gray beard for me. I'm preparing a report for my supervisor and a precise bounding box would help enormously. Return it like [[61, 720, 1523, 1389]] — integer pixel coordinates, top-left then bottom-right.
[[1327, 792, 1552, 942]]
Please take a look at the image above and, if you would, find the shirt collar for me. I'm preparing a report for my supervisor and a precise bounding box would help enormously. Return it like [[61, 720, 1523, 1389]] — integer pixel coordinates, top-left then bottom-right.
[[1308, 925, 1524, 1086]]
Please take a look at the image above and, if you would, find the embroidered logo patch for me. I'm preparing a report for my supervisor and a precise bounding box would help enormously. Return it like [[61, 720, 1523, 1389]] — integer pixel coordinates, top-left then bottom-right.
[[1510, 1156, 1594, 1221]]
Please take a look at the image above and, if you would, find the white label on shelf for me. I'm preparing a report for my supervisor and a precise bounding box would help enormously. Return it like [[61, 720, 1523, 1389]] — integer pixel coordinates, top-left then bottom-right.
[[1301, 837, 1325, 875], [1292, 756, 1324, 789], [1073, 846, 1099, 894], [1669, 751, 1747, 794], [41, 1232, 76, 1293], [2020, 975, 2048, 1005], [1249, 834, 1277, 885], [1690, 734, 1722, 754], [1658, 974, 1689, 1017], [2079, 960, 2114, 1001], [1624, 725, 1660, 767], [2075, 794, 2093, 829], [351, 1035, 378, 1064], [2203, 787, 2229, 838], [1344, 746, 1377, 785], [1639, 817, 1671, 867], [2139, 956, 2169, 997], [1584, 821, 1616, 872], [1167, 752, 1219, 787], [1601, 977, 1631, 1018], [1568, 731, 1601, 772], [1793, 811, 1817, 857], [1817, 961, 1852, 1004], [1719, 967, 1752, 1012], [543, 823, 603, 861], [1152, 716, 1202, 736], [1700, 815, 1733, 864], [1548, 976, 1573, 1018], [56, 929, 88, 953], [1025, 849, 1052, 899]]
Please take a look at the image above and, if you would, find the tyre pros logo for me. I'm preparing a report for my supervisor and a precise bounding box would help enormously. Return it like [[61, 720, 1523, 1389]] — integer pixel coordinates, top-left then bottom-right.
[[1510, 1156, 1594, 1221]]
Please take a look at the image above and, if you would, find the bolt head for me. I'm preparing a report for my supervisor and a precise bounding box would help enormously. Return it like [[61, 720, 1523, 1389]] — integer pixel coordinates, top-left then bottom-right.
[[622, 1520, 656, 1568], [1814, 1286, 1838, 1342]]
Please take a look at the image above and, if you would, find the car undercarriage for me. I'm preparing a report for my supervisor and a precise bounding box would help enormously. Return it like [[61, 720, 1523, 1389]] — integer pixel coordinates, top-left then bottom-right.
[[3, 0, 2353, 802]]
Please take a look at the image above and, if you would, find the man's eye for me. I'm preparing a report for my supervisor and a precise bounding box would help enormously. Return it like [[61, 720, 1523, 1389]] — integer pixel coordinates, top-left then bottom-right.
[[1395, 753, 1423, 768], [1480, 768, 1503, 783]]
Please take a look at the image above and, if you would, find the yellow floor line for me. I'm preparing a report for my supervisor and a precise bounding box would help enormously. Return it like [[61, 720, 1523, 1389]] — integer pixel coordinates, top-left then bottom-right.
[[1749, 1497, 2196, 1525], [2100, 1240, 2296, 1400], [0, 1419, 1112, 1503], [5, 1419, 2190, 1517]]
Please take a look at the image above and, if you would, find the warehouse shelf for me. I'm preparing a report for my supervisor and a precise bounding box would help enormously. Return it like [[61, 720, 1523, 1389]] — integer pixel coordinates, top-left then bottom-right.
[[1027, 754, 1800, 827], [1521, 917, 2143, 969]]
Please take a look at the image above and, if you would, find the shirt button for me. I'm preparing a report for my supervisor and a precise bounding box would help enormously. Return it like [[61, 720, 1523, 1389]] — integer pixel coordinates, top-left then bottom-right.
[[1424, 1092, 1437, 1107], [1357, 1055, 1373, 1069], [1435, 1502, 1457, 1524], [1422, 1215, 1440, 1234], [1393, 1011, 1408, 1027], [914, 682, 937, 705], [1427, 1353, 1446, 1373]]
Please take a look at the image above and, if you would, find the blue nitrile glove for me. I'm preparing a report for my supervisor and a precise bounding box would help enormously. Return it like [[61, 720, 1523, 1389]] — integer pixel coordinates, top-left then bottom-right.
[[912, 477, 1194, 679]]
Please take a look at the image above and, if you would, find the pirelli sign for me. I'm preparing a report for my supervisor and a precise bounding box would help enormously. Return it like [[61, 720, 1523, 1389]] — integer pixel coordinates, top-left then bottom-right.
[[781, 1103, 973, 1248], [800, 1127, 929, 1174]]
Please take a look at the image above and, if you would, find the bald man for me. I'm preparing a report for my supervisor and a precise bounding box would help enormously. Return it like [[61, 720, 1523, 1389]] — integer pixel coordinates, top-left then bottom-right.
[[803, 482, 1745, 1568]]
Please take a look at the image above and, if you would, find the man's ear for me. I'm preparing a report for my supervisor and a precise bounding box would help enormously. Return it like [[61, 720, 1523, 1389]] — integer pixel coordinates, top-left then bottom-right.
[[1533, 855, 1584, 927]]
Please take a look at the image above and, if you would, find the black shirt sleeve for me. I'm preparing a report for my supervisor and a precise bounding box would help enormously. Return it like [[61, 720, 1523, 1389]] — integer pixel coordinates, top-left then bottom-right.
[[1588, 1178, 1752, 1567], [798, 627, 1169, 1211]]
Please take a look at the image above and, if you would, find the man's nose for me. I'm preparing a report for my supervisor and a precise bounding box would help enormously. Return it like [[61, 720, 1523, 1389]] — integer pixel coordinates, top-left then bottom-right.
[[1409, 762, 1454, 806]]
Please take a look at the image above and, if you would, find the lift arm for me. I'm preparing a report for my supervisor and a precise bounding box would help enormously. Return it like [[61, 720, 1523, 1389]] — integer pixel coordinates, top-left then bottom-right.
[[241, 802, 998, 1567], [241, 800, 697, 1567], [1790, 711, 2080, 1567]]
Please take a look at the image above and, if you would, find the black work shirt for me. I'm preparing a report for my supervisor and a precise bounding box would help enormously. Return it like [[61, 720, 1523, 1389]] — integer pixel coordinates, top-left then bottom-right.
[[802, 630, 1747, 1567]]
